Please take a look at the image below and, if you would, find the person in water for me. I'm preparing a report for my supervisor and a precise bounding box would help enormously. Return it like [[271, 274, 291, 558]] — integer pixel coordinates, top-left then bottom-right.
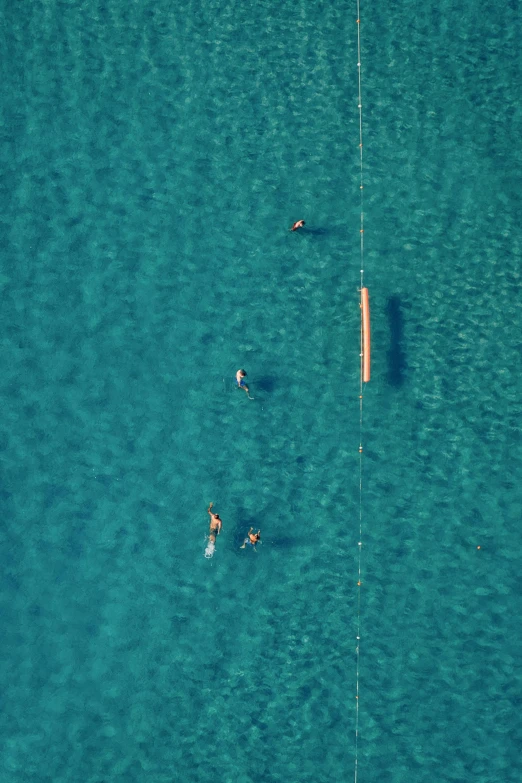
[[235, 369, 249, 395], [290, 219, 305, 232], [240, 528, 261, 550], [207, 502, 222, 535], [204, 502, 221, 558]]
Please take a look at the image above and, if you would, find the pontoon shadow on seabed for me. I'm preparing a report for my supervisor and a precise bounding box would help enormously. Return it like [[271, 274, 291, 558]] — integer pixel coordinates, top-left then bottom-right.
[[386, 295, 408, 387]]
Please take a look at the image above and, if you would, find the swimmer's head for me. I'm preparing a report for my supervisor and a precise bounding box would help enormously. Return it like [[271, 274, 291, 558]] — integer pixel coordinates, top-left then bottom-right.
[[239, 369, 247, 377], [214, 514, 221, 520]]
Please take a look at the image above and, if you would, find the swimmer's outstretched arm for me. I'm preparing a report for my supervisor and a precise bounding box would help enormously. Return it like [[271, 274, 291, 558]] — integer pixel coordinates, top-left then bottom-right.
[[207, 502, 213, 515]]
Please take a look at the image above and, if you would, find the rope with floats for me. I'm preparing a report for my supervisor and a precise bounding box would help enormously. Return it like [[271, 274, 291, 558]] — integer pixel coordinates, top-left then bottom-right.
[[354, 3, 370, 783]]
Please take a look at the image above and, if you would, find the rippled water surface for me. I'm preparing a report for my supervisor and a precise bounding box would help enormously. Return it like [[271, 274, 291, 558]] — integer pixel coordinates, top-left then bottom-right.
[[1, 1, 521, 781]]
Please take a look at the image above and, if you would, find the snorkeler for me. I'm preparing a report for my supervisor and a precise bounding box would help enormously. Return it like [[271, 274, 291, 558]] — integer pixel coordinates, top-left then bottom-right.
[[240, 528, 261, 550], [290, 219, 305, 232], [235, 369, 249, 396]]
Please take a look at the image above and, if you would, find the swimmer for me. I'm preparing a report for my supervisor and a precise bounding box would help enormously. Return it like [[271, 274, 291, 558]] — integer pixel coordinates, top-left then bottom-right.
[[290, 219, 305, 232], [240, 528, 261, 550], [235, 369, 249, 396], [207, 502, 222, 535], [204, 502, 221, 558]]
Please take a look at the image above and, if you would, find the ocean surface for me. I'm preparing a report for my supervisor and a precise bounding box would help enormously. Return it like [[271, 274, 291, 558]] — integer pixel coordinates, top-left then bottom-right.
[[1, 0, 521, 781]]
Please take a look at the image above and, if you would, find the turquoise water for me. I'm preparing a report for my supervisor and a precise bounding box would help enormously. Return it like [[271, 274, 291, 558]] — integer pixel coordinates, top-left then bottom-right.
[[1, 0, 522, 781]]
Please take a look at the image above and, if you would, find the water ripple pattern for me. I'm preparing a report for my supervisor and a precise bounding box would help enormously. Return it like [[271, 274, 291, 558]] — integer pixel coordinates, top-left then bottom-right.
[[1, 1, 521, 782]]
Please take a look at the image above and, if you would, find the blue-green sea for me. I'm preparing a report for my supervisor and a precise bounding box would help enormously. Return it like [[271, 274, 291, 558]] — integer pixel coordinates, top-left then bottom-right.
[[2, 1, 522, 781]]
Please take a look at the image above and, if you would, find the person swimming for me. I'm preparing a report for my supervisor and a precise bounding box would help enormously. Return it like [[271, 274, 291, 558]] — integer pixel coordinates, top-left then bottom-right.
[[207, 502, 222, 534], [204, 502, 222, 558], [240, 528, 261, 550], [235, 369, 249, 396], [290, 219, 305, 232]]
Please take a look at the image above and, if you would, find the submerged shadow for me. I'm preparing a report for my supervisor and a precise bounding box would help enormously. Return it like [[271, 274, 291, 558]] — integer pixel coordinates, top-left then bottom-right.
[[386, 295, 408, 387], [256, 375, 276, 393], [301, 227, 329, 236], [265, 536, 303, 549]]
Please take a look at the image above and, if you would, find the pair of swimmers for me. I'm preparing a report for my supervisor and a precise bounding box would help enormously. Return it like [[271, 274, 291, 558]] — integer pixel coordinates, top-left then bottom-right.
[[205, 502, 261, 556], [235, 221, 304, 393]]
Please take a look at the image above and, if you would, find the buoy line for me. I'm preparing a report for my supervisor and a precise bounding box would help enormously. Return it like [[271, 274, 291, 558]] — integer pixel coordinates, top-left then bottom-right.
[[354, 3, 370, 783]]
